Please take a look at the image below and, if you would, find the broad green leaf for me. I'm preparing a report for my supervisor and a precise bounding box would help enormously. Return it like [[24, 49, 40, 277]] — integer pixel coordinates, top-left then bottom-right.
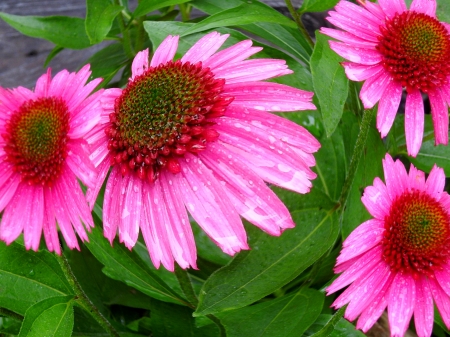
[[219, 288, 324, 337], [340, 111, 386, 238], [0, 316, 22, 335], [436, 0, 450, 22], [195, 210, 339, 316], [0, 242, 72, 315], [311, 33, 349, 137], [44, 46, 64, 67], [305, 314, 365, 337], [134, 0, 192, 18], [85, 225, 188, 306], [191, 0, 313, 64], [85, 0, 122, 44], [299, 0, 339, 13], [410, 142, 450, 177], [83, 43, 128, 88], [149, 300, 219, 337], [143, 22, 312, 91], [182, 1, 296, 36], [308, 307, 345, 337], [0, 13, 90, 49], [18, 296, 74, 337]]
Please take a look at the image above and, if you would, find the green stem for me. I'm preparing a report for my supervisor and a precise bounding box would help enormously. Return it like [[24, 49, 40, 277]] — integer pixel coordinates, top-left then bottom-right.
[[338, 108, 376, 210], [134, 16, 146, 54], [179, 3, 192, 22], [114, 0, 134, 57], [55, 252, 119, 337], [174, 266, 226, 337], [0, 307, 24, 321], [284, 0, 314, 48]]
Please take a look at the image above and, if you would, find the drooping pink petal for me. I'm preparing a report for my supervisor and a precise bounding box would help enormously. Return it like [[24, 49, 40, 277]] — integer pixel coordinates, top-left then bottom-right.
[[359, 71, 392, 109], [181, 32, 229, 64], [434, 266, 450, 298], [117, 175, 142, 249], [66, 140, 97, 188], [69, 90, 104, 138], [42, 188, 61, 254], [328, 41, 383, 66], [86, 160, 110, 209], [376, 80, 403, 137], [429, 89, 449, 146], [224, 81, 315, 111], [404, 89, 425, 156], [0, 184, 28, 244], [23, 185, 44, 251], [410, 0, 436, 17], [414, 277, 434, 337], [150, 35, 179, 68], [102, 167, 122, 244], [0, 163, 20, 212], [430, 277, 450, 330], [388, 273, 416, 337], [131, 49, 149, 80], [176, 154, 248, 255], [341, 62, 383, 82]]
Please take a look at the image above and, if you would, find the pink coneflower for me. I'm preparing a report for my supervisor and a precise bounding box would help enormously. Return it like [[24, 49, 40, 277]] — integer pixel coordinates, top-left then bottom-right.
[[0, 66, 103, 253], [327, 154, 450, 337], [321, 0, 450, 157], [86, 32, 320, 271]]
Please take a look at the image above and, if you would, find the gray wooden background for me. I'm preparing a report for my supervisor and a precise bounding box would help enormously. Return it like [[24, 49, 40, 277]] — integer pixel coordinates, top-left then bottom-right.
[[0, 0, 324, 89]]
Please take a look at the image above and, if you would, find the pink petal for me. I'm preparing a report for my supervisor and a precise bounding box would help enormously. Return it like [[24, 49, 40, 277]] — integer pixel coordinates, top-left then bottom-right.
[[382, 154, 408, 201], [378, 0, 407, 18], [224, 105, 320, 152], [429, 89, 449, 145], [425, 165, 445, 197], [404, 89, 424, 157], [408, 164, 426, 191], [177, 154, 248, 255], [159, 171, 198, 269], [327, 245, 383, 294], [337, 219, 384, 265], [410, 0, 436, 16], [361, 179, 392, 219], [388, 273, 416, 337], [181, 32, 229, 64], [0, 163, 20, 212], [376, 80, 403, 137], [334, 0, 383, 29], [42, 188, 61, 254], [117, 175, 142, 249], [224, 82, 315, 112], [329, 41, 383, 66], [103, 167, 122, 244], [131, 49, 149, 80], [86, 160, 110, 209], [48, 69, 71, 97], [435, 266, 450, 298], [360, 70, 392, 109], [414, 277, 434, 337], [360, 1, 386, 21], [69, 90, 103, 138], [66, 140, 97, 188], [23, 185, 44, 251], [34, 68, 51, 97], [150, 35, 179, 68], [200, 142, 294, 235], [141, 179, 175, 270], [0, 87, 28, 114], [213, 59, 292, 84], [0, 184, 27, 244], [320, 28, 377, 49], [341, 62, 383, 82], [203, 40, 262, 70], [430, 277, 450, 330], [327, 12, 380, 41]]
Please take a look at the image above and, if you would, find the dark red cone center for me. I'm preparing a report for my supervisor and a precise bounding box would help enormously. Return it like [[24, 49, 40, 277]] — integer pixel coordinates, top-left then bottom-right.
[[3, 97, 70, 186], [377, 11, 450, 93], [382, 189, 450, 277], [106, 60, 232, 183]]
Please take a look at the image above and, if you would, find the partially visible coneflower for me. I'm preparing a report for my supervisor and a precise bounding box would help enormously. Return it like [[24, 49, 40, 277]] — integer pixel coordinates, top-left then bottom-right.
[[321, 0, 450, 156], [86, 32, 320, 271], [0, 66, 103, 253], [328, 154, 450, 337]]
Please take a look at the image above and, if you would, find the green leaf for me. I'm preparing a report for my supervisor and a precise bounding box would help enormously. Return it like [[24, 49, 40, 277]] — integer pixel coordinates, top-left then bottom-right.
[[195, 210, 339, 316], [311, 32, 349, 137], [133, 0, 192, 18], [340, 111, 386, 238], [0, 242, 72, 315], [18, 296, 74, 337], [85, 225, 188, 306], [219, 288, 324, 337], [437, 0, 450, 23], [182, 1, 296, 36], [410, 142, 450, 177], [308, 307, 346, 337], [44, 46, 64, 67], [299, 0, 339, 13], [150, 300, 219, 337], [83, 43, 128, 88], [191, 0, 313, 64], [305, 314, 365, 337], [0, 13, 91, 49], [85, 0, 122, 44]]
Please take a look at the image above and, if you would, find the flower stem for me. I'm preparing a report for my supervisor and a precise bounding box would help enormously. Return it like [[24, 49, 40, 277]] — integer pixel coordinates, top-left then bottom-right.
[[55, 252, 119, 337], [174, 266, 226, 337], [114, 0, 134, 58], [338, 108, 376, 210], [284, 0, 314, 48]]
